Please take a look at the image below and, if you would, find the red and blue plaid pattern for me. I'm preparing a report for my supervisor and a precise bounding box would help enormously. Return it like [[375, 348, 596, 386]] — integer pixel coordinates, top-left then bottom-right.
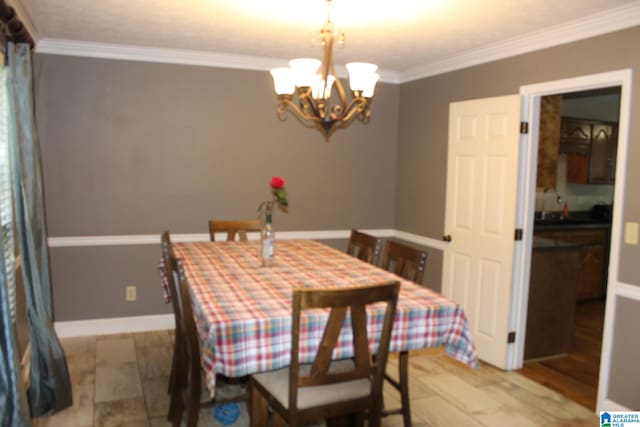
[[172, 240, 478, 396]]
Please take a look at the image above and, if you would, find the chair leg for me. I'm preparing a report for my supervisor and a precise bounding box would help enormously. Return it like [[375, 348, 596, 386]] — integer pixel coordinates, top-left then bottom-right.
[[168, 335, 180, 394], [185, 363, 201, 427], [167, 390, 181, 424], [398, 351, 412, 427], [369, 404, 382, 427], [273, 412, 287, 427], [167, 343, 187, 423], [249, 381, 268, 427]]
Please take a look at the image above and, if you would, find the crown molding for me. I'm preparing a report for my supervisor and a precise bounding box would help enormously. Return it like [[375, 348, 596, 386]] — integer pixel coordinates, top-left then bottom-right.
[[399, 1, 640, 83], [33, 2, 639, 86], [34, 38, 401, 83]]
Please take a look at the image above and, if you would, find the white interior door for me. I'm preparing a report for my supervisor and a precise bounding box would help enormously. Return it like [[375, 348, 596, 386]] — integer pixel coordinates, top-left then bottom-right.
[[442, 95, 521, 369]]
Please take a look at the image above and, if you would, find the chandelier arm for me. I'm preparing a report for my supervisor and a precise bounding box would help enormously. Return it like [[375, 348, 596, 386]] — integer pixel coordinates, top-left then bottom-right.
[[331, 63, 348, 108], [277, 98, 327, 128], [320, 16, 347, 109], [298, 91, 326, 120], [320, 31, 332, 93], [330, 97, 368, 122]]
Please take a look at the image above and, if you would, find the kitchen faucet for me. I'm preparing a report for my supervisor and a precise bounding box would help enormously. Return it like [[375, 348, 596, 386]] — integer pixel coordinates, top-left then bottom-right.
[[541, 188, 563, 220]]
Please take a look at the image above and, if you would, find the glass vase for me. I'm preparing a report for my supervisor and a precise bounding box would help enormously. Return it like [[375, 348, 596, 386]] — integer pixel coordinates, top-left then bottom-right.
[[261, 210, 275, 267]]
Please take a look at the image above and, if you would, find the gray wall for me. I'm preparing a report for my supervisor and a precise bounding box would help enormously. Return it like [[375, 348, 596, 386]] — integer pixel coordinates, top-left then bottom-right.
[[608, 297, 640, 409], [396, 25, 640, 286], [396, 25, 640, 410], [34, 55, 400, 321]]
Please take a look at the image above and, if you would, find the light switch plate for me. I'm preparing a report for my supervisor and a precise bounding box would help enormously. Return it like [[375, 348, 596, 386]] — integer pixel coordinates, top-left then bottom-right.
[[625, 222, 639, 245], [126, 286, 137, 302]]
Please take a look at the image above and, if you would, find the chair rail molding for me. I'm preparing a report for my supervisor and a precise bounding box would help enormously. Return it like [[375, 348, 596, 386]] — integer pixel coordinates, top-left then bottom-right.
[[48, 229, 404, 247]]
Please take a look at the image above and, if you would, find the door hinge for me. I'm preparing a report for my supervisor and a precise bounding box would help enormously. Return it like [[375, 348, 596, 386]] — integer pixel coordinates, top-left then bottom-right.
[[520, 121, 529, 134], [514, 228, 523, 241], [507, 331, 516, 343]]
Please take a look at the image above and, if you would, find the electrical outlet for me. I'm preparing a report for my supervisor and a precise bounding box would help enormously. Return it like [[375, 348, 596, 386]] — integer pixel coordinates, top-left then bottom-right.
[[625, 222, 639, 245], [126, 286, 137, 302]]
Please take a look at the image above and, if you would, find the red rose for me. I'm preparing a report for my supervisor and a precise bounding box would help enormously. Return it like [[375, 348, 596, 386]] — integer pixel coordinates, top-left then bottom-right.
[[270, 176, 285, 189]]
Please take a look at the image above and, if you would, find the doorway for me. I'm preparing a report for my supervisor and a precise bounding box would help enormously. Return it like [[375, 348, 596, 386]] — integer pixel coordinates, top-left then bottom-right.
[[518, 87, 620, 410], [514, 70, 632, 413]]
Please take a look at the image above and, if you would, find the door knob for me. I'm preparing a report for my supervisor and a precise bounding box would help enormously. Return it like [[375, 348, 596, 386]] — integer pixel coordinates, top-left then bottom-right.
[[442, 234, 452, 242]]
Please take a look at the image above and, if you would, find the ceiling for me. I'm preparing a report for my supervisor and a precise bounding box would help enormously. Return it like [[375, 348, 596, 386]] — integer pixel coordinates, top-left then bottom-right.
[[13, 0, 640, 81]]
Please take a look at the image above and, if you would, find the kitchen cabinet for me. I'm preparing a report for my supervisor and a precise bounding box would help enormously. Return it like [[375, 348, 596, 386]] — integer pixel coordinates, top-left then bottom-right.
[[560, 117, 617, 184], [534, 227, 609, 300], [525, 237, 580, 360]]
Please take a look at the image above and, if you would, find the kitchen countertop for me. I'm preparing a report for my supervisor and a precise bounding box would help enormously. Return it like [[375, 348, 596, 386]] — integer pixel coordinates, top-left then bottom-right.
[[532, 236, 583, 251], [533, 211, 611, 231]]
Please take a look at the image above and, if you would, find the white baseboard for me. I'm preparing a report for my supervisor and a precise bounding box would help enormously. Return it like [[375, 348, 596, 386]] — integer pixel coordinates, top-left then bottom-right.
[[55, 314, 174, 338], [598, 398, 630, 412]]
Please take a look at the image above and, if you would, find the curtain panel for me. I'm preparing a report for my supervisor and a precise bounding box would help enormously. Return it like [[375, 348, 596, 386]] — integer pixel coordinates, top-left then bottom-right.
[[7, 43, 72, 418], [0, 60, 30, 427]]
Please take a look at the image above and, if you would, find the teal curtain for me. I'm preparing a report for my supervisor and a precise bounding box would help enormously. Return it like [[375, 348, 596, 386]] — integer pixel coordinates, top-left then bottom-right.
[[0, 255, 30, 427], [0, 56, 30, 427], [7, 43, 72, 417]]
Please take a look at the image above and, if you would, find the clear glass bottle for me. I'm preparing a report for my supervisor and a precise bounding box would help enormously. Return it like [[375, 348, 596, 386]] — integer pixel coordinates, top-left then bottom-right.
[[261, 212, 275, 267]]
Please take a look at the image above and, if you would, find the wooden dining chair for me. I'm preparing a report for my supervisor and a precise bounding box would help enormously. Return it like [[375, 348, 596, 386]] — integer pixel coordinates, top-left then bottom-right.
[[379, 240, 428, 427], [346, 229, 381, 264], [167, 254, 250, 426], [208, 219, 262, 242], [381, 240, 428, 285], [250, 281, 400, 427], [160, 231, 184, 422]]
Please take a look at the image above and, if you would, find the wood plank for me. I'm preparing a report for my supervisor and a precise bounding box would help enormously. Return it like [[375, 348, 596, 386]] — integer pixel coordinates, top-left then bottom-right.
[[517, 300, 604, 410], [518, 363, 597, 410]]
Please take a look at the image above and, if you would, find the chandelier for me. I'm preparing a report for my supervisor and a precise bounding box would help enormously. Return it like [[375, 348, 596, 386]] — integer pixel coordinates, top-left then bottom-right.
[[269, 0, 379, 141]]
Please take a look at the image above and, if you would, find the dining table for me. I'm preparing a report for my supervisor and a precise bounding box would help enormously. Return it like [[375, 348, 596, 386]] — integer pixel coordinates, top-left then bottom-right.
[[163, 239, 478, 397]]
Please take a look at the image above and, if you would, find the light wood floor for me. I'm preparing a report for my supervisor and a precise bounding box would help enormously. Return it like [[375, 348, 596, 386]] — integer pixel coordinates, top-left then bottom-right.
[[518, 300, 605, 411], [37, 331, 597, 427]]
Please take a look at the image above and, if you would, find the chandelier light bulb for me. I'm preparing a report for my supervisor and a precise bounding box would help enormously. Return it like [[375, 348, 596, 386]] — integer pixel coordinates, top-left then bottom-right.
[[270, 68, 296, 95], [312, 75, 336, 99], [362, 73, 380, 98], [288, 58, 321, 88], [346, 62, 379, 92]]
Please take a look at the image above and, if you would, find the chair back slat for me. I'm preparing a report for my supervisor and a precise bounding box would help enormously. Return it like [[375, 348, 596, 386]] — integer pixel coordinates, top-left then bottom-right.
[[307, 306, 347, 382], [171, 257, 202, 385], [289, 281, 400, 413], [209, 219, 262, 241], [346, 229, 381, 265], [381, 240, 428, 284], [350, 304, 372, 375], [161, 231, 184, 333]]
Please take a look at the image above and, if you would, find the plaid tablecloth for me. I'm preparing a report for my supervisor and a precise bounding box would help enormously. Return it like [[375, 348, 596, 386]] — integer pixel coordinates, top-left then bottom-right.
[[172, 240, 478, 395]]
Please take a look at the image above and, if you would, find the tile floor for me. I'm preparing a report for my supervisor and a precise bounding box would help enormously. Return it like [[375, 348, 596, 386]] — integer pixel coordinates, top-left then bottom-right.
[[36, 330, 597, 427]]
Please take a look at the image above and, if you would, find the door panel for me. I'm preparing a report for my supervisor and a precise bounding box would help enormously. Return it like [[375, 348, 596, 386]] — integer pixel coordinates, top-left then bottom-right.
[[454, 156, 475, 230], [482, 156, 507, 235], [443, 94, 521, 369]]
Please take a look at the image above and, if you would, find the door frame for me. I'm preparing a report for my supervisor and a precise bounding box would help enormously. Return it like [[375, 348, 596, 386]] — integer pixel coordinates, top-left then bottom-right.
[[512, 69, 632, 412]]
